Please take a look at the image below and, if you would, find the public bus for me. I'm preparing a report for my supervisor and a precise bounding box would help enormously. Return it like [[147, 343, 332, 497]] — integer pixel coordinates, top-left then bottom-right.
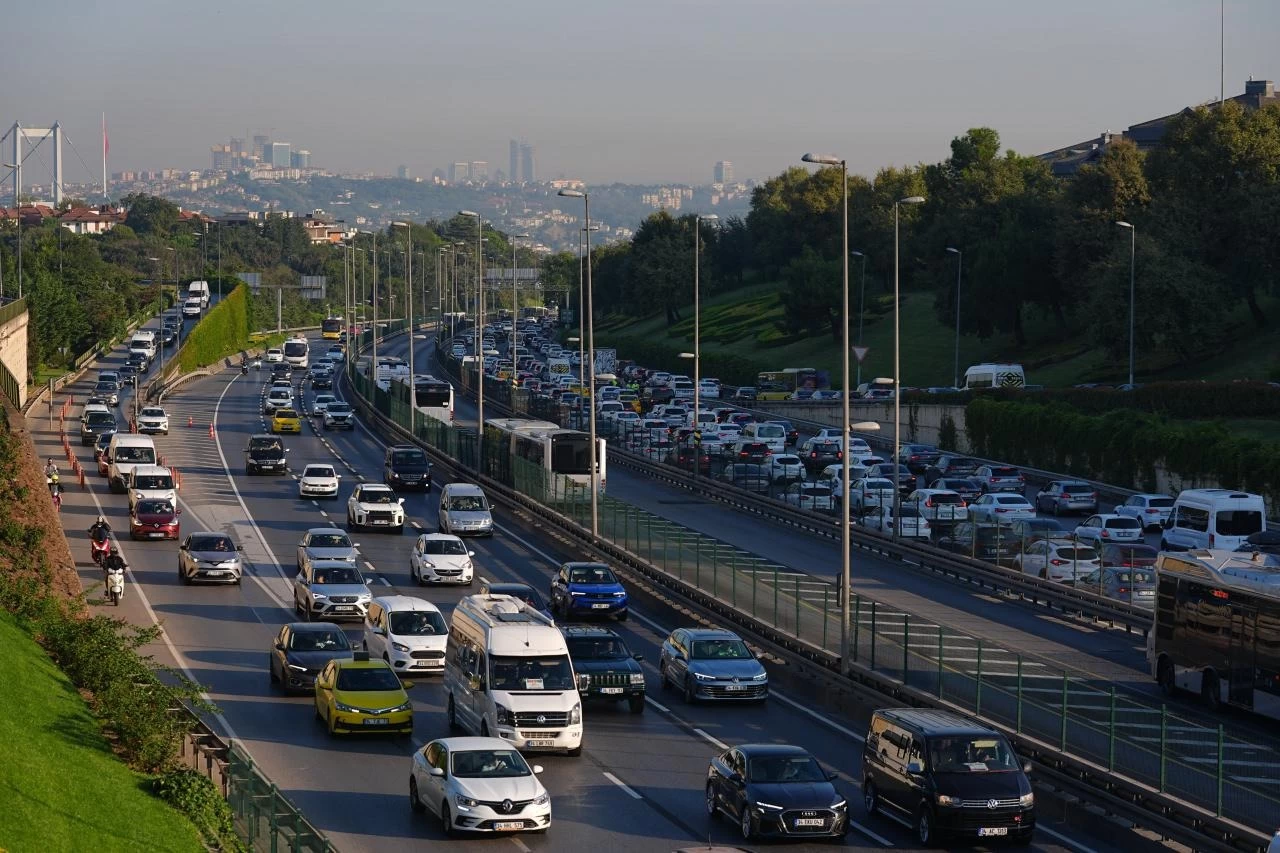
[[282, 336, 310, 368], [321, 317, 343, 340], [413, 376, 454, 423], [756, 367, 822, 401], [484, 417, 607, 500], [1149, 549, 1280, 719]]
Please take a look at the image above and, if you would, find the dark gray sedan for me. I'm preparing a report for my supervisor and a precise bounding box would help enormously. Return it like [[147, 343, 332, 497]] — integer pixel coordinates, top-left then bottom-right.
[[177, 532, 243, 584], [269, 622, 353, 693], [296, 527, 359, 572]]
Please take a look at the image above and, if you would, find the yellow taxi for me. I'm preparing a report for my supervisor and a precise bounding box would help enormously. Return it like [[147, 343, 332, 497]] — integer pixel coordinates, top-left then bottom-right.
[[314, 652, 414, 736], [271, 408, 302, 434]]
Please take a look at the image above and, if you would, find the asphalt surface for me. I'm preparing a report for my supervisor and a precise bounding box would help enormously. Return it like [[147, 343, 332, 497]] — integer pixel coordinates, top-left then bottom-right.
[[40, 326, 1180, 853]]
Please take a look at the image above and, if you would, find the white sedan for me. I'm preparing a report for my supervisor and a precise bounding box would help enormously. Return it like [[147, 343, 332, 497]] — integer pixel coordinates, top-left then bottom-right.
[[697, 380, 720, 400], [782, 482, 835, 512], [904, 489, 969, 524], [767, 454, 805, 482], [861, 505, 932, 540], [298, 463, 341, 499], [410, 737, 551, 835], [409, 533, 476, 585], [264, 348, 284, 363], [312, 394, 338, 414], [969, 493, 1037, 523], [1074, 514, 1144, 544], [137, 406, 170, 435]]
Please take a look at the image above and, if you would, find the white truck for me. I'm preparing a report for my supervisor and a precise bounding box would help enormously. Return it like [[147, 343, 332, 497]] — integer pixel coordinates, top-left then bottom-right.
[[187, 280, 211, 307]]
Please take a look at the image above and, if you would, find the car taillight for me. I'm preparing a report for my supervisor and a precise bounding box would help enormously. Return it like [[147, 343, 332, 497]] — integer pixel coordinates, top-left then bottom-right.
[[995, 508, 1008, 513], [1050, 558, 1066, 566], [924, 498, 933, 507], [1145, 508, 1157, 514], [1100, 530, 1110, 537], [811, 452, 817, 458], [1117, 587, 1130, 594]]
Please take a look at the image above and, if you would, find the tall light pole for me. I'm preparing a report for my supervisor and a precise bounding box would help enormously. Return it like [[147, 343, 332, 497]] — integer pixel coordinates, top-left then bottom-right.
[[393, 222, 415, 431], [1116, 221, 1135, 387], [576, 225, 598, 381], [559, 188, 599, 537], [165, 246, 176, 309], [3, 162, 21, 300], [461, 211, 485, 464], [893, 196, 926, 520], [850, 250, 867, 389], [946, 247, 962, 389], [692, 213, 718, 466], [510, 233, 530, 360]]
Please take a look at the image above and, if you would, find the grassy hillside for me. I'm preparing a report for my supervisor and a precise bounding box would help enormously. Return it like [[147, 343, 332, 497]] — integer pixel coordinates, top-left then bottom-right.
[[595, 281, 1280, 389], [0, 612, 205, 853]]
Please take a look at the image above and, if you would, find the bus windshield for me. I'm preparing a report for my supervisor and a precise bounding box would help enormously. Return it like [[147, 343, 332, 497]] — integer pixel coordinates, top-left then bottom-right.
[[283, 340, 308, 358]]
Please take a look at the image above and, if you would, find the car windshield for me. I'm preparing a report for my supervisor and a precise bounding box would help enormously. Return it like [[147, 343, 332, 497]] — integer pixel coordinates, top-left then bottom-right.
[[448, 496, 486, 511], [275, 409, 298, 418], [140, 409, 165, 418], [290, 630, 350, 651], [1147, 497, 1174, 508], [392, 450, 427, 466], [314, 566, 362, 585], [569, 565, 617, 584], [489, 654, 576, 691], [335, 667, 402, 692], [690, 639, 752, 660], [865, 479, 895, 490], [943, 479, 979, 491], [249, 438, 283, 451], [801, 486, 832, 496], [134, 475, 172, 489], [566, 636, 629, 660], [930, 736, 1019, 772], [451, 749, 531, 779], [136, 499, 173, 515], [423, 538, 467, 555], [1107, 545, 1157, 562], [748, 754, 827, 783], [361, 490, 396, 504], [114, 446, 155, 462], [489, 585, 544, 609], [304, 466, 335, 478], [190, 535, 233, 552], [389, 610, 447, 636], [307, 533, 350, 548], [328, 404, 351, 414]]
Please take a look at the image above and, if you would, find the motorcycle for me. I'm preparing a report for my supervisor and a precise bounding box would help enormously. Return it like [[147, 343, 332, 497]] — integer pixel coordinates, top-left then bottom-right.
[[90, 534, 111, 567], [241, 363, 249, 375], [105, 564, 125, 606]]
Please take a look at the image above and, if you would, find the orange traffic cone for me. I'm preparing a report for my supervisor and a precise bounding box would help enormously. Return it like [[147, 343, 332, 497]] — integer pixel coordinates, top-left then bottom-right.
[[208, 423, 215, 439], [188, 415, 194, 427]]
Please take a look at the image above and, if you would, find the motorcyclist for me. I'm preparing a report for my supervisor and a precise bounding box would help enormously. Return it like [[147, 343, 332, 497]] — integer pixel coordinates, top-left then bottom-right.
[[88, 516, 112, 543], [45, 459, 59, 496], [103, 545, 127, 586]]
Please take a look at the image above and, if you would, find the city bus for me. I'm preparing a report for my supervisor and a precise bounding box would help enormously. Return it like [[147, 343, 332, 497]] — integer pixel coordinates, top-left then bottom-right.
[[1149, 549, 1280, 719], [484, 417, 607, 500], [321, 317, 343, 340], [756, 367, 822, 401], [413, 376, 454, 423], [283, 336, 310, 368]]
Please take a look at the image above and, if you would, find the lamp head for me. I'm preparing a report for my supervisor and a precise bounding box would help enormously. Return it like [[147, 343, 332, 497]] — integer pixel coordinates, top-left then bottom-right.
[[459, 210, 478, 217], [898, 196, 926, 205], [946, 247, 960, 255], [801, 153, 842, 167], [558, 189, 585, 199], [1115, 220, 1133, 229]]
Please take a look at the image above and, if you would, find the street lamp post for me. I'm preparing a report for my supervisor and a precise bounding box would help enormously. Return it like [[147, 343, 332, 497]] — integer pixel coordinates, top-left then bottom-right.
[[946, 247, 962, 389], [692, 213, 718, 474], [393, 222, 415, 431], [3, 162, 22, 299], [559, 188, 599, 537], [1116, 221, 1136, 387], [850, 250, 867, 389], [510, 234, 530, 360], [893, 196, 927, 520], [461, 211, 485, 465]]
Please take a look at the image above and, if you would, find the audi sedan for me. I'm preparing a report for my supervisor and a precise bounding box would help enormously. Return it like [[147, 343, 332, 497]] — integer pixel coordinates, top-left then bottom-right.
[[706, 743, 847, 841]]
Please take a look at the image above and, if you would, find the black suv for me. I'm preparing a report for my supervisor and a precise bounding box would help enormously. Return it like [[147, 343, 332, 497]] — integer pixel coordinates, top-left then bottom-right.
[[80, 408, 118, 446], [803, 439, 843, 471], [936, 522, 1019, 566], [244, 434, 288, 475], [898, 444, 941, 474], [126, 350, 151, 373], [383, 445, 432, 490], [863, 707, 1034, 847], [562, 625, 645, 714]]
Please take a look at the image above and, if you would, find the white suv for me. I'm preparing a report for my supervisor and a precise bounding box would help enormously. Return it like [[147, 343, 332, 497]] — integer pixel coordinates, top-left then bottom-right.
[[363, 596, 449, 674], [264, 387, 293, 413], [347, 483, 405, 533]]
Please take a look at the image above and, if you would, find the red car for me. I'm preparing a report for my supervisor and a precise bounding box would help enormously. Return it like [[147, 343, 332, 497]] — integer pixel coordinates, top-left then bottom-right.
[[129, 498, 181, 540]]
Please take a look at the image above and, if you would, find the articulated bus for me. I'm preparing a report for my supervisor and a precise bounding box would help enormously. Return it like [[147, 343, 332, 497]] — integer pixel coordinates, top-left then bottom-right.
[[756, 367, 822, 401], [321, 317, 343, 340], [1149, 549, 1280, 719], [283, 336, 310, 368], [484, 417, 606, 500]]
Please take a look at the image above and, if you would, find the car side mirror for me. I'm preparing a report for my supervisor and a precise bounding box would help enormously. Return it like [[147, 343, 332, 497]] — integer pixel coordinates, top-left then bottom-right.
[[633, 653, 644, 662], [175, 508, 182, 515], [673, 651, 686, 662], [274, 643, 285, 651], [468, 551, 476, 557], [428, 766, 445, 777], [179, 544, 188, 551], [906, 761, 924, 775], [826, 771, 839, 782], [1022, 761, 1033, 775], [727, 771, 743, 785], [468, 674, 484, 691], [236, 544, 245, 551], [336, 474, 342, 478], [398, 498, 405, 505]]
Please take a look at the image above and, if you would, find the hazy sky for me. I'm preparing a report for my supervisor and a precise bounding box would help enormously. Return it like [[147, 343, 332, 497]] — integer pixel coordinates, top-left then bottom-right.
[[5, 0, 1277, 185]]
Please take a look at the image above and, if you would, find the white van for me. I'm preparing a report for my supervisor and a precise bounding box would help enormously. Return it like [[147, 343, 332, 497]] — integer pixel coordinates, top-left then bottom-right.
[[129, 332, 157, 358], [741, 421, 786, 453], [963, 363, 1025, 390], [1160, 488, 1266, 552], [443, 594, 583, 756], [363, 596, 449, 675], [438, 482, 494, 537], [187, 280, 210, 307], [107, 434, 158, 493], [127, 464, 177, 510]]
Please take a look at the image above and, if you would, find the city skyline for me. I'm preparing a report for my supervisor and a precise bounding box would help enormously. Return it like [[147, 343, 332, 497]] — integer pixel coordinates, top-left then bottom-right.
[[4, 1, 1278, 187]]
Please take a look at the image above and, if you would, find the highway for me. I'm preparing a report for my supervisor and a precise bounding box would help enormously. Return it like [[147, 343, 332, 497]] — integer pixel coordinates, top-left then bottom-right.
[[40, 326, 1182, 852]]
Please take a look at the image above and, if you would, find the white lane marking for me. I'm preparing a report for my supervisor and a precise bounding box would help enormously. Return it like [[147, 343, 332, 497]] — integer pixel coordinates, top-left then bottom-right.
[[1037, 826, 1100, 853], [693, 728, 729, 750], [311, 500, 319, 507], [602, 771, 642, 800], [851, 820, 895, 846], [411, 520, 423, 530], [363, 561, 377, 572], [319, 511, 329, 519], [769, 690, 865, 744], [509, 839, 531, 853], [380, 578, 392, 586], [646, 697, 670, 713]]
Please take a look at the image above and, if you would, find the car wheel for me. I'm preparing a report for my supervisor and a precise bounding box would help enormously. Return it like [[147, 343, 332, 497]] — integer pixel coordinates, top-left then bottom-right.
[[740, 806, 755, 841], [915, 805, 936, 847], [863, 780, 880, 816], [441, 803, 455, 838], [683, 676, 696, 704], [705, 782, 718, 819], [326, 708, 337, 737], [616, 610, 628, 622], [659, 662, 671, 691], [480, 719, 490, 737], [447, 694, 460, 731], [409, 777, 424, 813], [629, 694, 645, 714], [1157, 657, 1178, 697]]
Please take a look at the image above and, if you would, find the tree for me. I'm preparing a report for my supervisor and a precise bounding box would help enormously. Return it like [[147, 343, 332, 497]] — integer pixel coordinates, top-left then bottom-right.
[[778, 246, 840, 341], [710, 216, 750, 292], [121, 194, 179, 236]]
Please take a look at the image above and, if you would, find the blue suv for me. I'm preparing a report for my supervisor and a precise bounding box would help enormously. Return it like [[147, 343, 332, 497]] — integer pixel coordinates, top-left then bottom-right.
[[550, 562, 628, 621]]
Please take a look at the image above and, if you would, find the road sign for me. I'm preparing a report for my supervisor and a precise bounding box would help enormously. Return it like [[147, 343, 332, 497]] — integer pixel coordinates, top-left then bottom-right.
[[852, 345, 870, 363]]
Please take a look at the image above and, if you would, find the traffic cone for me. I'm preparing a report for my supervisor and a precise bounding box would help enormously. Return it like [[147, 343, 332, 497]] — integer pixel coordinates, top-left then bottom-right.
[[188, 415, 194, 427], [208, 423, 215, 439]]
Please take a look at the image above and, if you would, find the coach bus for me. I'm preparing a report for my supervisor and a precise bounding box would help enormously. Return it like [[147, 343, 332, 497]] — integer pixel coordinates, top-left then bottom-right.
[[484, 417, 606, 500], [1149, 549, 1280, 719], [321, 317, 343, 340], [283, 336, 310, 368], [756, 367, 822, 401], [414, 376, 454, 423]]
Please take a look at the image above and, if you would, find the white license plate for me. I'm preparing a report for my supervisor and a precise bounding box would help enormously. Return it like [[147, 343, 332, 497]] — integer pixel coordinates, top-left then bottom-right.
[[149, 532, 165, 538], [978, 827, 1008, 837], [525, 739, 555, 747], [795, 818, 825, 827], [600, 687, 624, 695], [207, 571, 226, 577], [591, 603, 611, 609], [724, 684, 748, 691], [372, 519, 389, 525], [363, 718, 389, 726], [332, 605, 354, 612], [493, 821, 524, 831]]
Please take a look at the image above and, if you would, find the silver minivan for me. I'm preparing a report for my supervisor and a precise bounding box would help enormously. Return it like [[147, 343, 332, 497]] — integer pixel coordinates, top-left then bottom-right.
[[438, 482, 494, 537]]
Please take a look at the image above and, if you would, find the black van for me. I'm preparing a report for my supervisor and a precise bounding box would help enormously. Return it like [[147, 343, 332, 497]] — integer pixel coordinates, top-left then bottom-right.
[[862, 708, 1034, 847]]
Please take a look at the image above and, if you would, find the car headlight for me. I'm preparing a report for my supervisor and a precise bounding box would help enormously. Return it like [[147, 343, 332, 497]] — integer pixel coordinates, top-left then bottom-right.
[[392, 701, 413, 713], [936, 794, 958, 806], [629, 673, 645, 685], [495, 704, 513, 725], [420, 559, 435, 569], [358, 592, 371, 601], [455, 794, 480, 808], [532, 791, 550, 807], [754, 801, 784, 812], [693, 671, 714, 681], [462, 560, 473, 570], [831, 798, 847, 810], [287, 663, 307, 672], [569, 703, 581, 725], [389, 471, 400, 479], [752, 672, 768, 681], [613, 591, 626, 597], [311, 592, 328, 600], [1019, 793, 1034, 807], [392, 642, 410, 652], [334, 701, 358, 713]]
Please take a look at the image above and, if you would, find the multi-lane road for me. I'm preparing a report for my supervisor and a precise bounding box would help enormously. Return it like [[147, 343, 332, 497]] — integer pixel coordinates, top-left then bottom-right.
[[39, 324, 1183, 852]]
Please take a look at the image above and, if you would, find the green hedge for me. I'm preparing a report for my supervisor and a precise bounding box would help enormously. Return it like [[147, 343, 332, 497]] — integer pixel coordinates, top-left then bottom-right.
[[965, 397, 1280, 506], [178, 284, 249, 372], [591, 332, 766, 387], [922, 380, 1280, 419]]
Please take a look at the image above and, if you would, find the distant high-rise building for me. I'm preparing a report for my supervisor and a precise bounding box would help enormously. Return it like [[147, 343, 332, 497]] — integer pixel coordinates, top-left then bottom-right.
[[211, 145, 233, 170], [291, 149, 310, 169], [252, 134, 269, 160], [450, 162, 470, 183], [270, 142, 291, 169], [396, 164, 411, 180], [520, 143, 535, 183], [509, 139, 519, 184], [714, 161, 733, 184], [470, 161, 488, 181]]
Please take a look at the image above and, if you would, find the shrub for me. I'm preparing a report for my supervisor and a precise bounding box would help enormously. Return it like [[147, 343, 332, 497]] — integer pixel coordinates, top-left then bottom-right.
[[179, 284, 250, 372], [154, 769, 246, 852]]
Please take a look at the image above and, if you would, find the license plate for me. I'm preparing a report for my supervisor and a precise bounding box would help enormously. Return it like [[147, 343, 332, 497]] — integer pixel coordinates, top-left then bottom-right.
[[363, 718, 389, 726], [493, 821, 524, 831], [525, 739, 555, 747], [373, 519, 389, 525], [149, 533, 165, 538], [332, 605, 354, 612], [591, 603, 611, 609], [724, 684, 748, 691], [795, 818, 825, 827], [978, 828, 1008, 837], [600, 687, 623, 695], [208, 571, 226, 577]]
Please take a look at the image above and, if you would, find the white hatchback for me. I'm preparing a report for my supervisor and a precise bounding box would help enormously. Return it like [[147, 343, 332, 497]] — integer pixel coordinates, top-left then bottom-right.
[[410, 533, 476, 585], [264, 348, 284, 363], [312, 394, 338, 414], [1015, 539, 1101, 583], [298, 463, 341, 499], [969, 493, 1036, 523]]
